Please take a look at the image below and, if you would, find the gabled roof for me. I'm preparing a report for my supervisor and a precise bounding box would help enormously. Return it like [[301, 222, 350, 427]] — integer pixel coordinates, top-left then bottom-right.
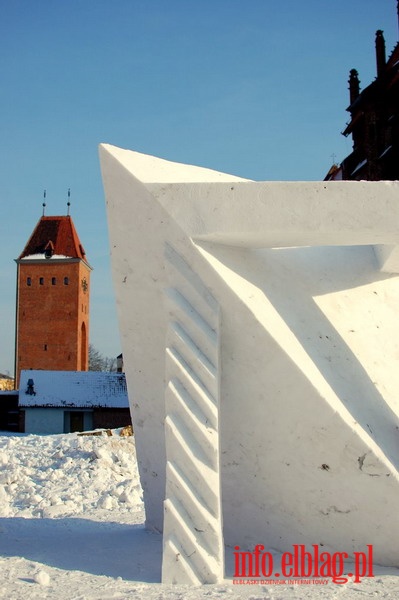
[[19, 370, 129, 409], [18, 216, 88, 261], [323, 163, 342, 181], [386, 41, 399, 69]]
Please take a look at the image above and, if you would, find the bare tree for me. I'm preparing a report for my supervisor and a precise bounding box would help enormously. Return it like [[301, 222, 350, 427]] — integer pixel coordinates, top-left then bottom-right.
[[89, 344, 117, 372]]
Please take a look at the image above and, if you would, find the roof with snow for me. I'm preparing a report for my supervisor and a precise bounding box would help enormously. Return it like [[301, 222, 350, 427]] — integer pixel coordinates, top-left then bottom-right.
[[19, 370, 129, 409], [18, 216, 88, 262]]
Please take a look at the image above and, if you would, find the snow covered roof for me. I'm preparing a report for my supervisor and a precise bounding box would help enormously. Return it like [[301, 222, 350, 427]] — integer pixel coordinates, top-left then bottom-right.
[[18, 216, 89, 262], [19, 370, 129, 409], [20, 253, 74, 260]]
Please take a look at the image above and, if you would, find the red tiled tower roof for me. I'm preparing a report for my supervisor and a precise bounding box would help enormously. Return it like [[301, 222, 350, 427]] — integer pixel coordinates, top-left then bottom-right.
[[19, 216, 87, 261]]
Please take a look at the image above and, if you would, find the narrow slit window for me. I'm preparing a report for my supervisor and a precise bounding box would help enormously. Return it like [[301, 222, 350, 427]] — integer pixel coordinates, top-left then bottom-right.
[[52, 277, 56, 285], [27, 277, 32, 286]]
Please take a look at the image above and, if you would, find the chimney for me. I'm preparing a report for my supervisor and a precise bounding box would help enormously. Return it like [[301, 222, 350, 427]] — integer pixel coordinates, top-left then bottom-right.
[[375, 30, 386, 77], [348, 69, 360, 104]]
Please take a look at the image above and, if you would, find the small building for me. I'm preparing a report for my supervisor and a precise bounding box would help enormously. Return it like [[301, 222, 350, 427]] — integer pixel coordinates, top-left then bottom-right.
[[19, 370, 131, 434], [0, 390, 19, 432], [0, 373, 15, 391]]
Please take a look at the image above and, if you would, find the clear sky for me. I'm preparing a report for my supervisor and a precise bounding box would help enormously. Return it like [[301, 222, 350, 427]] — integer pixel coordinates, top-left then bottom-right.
[[1, 1, 398, 376]]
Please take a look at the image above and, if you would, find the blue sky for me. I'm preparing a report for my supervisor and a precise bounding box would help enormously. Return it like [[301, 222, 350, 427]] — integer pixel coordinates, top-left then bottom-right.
[[1, 1, 398, 376]]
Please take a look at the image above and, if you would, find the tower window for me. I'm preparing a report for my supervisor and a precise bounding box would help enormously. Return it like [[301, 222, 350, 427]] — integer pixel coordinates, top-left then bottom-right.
[[52, 277, 56, 285], [27, 277, 32, 286], [64, 277, 69, 285], [44, 344, 48, 351], [39, 277, 44, 285]]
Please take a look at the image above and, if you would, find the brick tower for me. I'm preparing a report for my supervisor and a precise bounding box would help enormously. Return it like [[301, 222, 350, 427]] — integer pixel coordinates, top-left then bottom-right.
[[15, 214, 92, 386]]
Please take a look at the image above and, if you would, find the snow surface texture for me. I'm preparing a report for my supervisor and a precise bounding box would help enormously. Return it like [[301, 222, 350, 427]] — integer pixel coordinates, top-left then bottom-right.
[[0, 431, 142, 519], [100, 145, 399, 583], [1, 431, 399, 600]]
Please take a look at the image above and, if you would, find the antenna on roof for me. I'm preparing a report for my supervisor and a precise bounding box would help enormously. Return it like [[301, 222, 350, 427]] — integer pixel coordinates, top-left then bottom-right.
[[42, 190, 46, 216], [67, 188, 71, 216]]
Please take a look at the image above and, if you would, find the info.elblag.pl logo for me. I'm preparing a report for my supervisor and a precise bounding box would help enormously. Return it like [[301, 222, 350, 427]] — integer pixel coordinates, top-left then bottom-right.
[[233, 544, 374, 585]]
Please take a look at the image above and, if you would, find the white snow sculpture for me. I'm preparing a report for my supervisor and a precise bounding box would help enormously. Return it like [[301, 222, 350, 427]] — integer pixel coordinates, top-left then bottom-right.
[[100, 144, 399, 584]]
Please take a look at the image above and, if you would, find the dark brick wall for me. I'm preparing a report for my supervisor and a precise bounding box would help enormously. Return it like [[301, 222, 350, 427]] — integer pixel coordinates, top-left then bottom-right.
[[93, 408, 131, 430], [0, 394, 20, 432]]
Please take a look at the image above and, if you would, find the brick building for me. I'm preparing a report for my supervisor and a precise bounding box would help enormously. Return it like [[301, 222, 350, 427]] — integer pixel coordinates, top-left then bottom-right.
[[325, 3, 399, 181], [15, 215, 92, 385]]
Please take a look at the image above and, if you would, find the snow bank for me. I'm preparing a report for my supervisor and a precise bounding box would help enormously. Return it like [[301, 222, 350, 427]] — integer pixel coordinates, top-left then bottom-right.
[[0, 431, 142, 519]]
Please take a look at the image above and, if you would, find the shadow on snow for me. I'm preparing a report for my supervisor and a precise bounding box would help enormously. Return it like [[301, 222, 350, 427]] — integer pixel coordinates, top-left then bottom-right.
[[0, 516, 162, 583]]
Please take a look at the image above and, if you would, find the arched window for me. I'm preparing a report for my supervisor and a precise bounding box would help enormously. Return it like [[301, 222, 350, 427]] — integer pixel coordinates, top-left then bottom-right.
[[64, 277, 69, 285], [81, 322, 87, 370]]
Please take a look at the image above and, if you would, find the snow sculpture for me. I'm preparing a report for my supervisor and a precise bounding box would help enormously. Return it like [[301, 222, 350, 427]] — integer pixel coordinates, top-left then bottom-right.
[[100, 144, 399, 583]]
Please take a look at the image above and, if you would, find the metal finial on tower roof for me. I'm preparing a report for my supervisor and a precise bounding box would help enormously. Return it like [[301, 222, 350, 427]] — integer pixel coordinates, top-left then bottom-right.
[[42, 190, 46, 216], [67, 188, 71, 216]]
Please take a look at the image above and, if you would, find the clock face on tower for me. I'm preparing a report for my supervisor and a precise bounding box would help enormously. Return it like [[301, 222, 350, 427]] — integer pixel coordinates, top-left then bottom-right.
[[81, 277, 88, 293]]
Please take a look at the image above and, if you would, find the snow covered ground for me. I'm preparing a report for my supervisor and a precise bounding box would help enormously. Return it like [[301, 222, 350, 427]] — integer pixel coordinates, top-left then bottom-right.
[[0, 431, 398, 599]]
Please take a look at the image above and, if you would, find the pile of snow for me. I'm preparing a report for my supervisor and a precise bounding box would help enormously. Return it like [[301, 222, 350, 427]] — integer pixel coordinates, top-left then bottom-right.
[[1, 431, 399, 600], [0, 431, 142, 519]]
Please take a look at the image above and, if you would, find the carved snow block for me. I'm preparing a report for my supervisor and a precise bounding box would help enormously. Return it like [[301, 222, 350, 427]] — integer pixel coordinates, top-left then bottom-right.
[[100, 144, 399, 577], [162, 244, 223, 584]]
